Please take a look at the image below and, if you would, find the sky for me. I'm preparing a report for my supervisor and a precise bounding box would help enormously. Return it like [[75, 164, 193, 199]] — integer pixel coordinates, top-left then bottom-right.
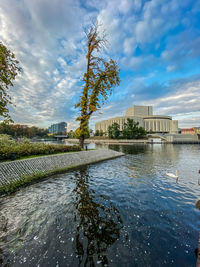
[[0, 0, 200, 130]]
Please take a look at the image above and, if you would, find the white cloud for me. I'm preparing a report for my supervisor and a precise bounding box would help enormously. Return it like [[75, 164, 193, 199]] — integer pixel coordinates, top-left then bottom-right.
[[0, 0, 88, 127], [123, 37, 136, 55], [0, 0, 199, 131], [92, 76, 200, 129], [141, 80, 200, 127], [166, 65, 176, 72]]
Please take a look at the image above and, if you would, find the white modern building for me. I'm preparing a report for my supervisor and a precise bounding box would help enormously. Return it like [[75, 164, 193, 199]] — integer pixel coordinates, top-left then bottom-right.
[[95, 105, 178, 134], [48, 122, 67, 134]]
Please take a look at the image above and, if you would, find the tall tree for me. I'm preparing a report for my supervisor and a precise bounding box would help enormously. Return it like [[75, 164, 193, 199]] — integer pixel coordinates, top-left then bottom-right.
[[0, 42, 21, 122], [75, 23, 120, 148]]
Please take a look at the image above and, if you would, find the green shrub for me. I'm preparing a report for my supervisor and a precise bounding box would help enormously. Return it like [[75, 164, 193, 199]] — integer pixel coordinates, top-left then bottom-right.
[[0, 141, 81, 161], [0, 134, 14, 146]]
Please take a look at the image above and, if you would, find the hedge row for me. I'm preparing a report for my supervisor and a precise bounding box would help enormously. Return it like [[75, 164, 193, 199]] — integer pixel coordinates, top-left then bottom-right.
[[0, 142, 81, 160]]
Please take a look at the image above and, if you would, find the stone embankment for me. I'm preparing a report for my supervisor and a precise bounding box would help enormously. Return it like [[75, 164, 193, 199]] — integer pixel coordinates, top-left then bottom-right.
[[67, 138, 148, 144], [0, 149, 124, 187], [67, 136, 200, 144]]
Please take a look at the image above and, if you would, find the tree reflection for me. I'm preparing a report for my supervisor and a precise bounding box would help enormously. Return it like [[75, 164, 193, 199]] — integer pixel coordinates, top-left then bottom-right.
[[73, 168, 122, 266]]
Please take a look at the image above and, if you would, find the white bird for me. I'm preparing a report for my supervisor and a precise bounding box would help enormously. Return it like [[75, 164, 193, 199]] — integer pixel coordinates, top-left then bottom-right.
[[166, 170, 178, 179]]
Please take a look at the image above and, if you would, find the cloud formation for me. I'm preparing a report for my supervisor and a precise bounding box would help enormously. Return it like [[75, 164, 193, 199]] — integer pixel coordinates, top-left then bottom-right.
[[0, 0, 199, 129]]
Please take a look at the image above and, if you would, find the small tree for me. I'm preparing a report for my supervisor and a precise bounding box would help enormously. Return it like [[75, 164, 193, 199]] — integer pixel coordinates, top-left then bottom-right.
[[99, 129, 104, 136], [0, 42, 22, 122], [95, 129, 100, 136], [75, 23, 120, 148], [108, 122, 120, 139], [68, 130, 75, 138], [122, 118, 146, 139], [136, 126, 146, 139], [122, 119, 137, 139], [108, 125, 112, 139]]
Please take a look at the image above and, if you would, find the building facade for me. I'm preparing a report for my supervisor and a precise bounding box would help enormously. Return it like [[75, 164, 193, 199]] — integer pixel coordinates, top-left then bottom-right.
[[181, 127, 200, 135], [95, 105, 178, 134], [48, 122, 67, 134], [181, 128, 195, 135]]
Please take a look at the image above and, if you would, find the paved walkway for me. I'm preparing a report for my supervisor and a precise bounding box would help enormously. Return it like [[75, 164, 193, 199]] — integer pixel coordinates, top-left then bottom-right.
[[0, 149, 124, 185]]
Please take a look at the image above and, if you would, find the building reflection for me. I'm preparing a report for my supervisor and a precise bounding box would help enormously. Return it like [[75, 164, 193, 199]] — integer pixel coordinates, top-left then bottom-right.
[[73, 168, 122, 266], [107, 143, 179, 159], [107, 144, 149, 154]]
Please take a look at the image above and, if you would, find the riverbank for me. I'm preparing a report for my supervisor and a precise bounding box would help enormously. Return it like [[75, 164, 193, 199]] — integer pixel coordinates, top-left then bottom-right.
[[67, 135, 200, 144], [0, 149, 124, 194], [67, 138, 148, 144]]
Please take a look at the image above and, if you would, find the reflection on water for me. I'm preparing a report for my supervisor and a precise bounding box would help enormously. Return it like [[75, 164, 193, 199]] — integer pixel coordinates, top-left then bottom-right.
[[0, 144, 199, 266], [0, 166, 122, 267], [73, 169, 122, 266]]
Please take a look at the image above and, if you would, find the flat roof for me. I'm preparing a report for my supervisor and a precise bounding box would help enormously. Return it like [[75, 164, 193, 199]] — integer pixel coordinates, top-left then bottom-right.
[[95, 115, 144, 124], [143, 115, 172, 120]]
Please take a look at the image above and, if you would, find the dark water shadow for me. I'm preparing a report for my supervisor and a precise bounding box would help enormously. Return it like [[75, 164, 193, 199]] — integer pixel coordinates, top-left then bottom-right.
[[73, 168, 123, 266], [107, 144, 149, 155]]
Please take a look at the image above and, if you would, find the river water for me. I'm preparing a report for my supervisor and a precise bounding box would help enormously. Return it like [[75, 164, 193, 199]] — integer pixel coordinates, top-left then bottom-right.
[[0, 144, 199, 266]]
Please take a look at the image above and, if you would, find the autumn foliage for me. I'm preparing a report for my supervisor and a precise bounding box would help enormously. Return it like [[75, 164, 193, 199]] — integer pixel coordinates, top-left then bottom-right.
[[0, 42, 21, 122], [0, 123, 48, 138], [75, 23, 120, 148]]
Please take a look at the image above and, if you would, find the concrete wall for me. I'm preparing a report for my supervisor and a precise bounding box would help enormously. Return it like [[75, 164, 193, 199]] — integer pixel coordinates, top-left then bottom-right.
[[170, 120, 178, 134], [166, 134, 199, 143], [95, 116, 144, 132], [96, 116, 178, 134], [125, 106, 153, 117], [144, 117, 171, 133], [0, 150, 124, 187]]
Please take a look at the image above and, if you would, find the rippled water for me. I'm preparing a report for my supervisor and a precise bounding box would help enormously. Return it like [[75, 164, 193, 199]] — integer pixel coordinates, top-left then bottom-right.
[[0, 144, 199, 266]]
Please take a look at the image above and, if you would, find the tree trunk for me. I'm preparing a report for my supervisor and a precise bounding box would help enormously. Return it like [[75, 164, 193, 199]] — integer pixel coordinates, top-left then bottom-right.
[[79, 135, 84, 149]]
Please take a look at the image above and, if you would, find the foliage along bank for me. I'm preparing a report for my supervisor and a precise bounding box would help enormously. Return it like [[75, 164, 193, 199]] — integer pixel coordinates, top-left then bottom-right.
[[0, 42, 22, 122], [0, 122, 49, 138], [0, 135, 81, 161]]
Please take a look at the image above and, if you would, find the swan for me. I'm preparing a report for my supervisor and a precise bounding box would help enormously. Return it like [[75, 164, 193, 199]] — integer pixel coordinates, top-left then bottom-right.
[[166, 170, 178, 179]]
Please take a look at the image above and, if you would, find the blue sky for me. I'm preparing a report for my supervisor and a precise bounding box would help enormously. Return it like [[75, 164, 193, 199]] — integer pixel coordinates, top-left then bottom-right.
[[0, 0, 200, 130]]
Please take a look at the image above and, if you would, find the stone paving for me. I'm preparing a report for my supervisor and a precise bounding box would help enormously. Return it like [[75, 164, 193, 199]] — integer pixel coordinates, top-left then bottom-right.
[[0, 149, 124, 185]]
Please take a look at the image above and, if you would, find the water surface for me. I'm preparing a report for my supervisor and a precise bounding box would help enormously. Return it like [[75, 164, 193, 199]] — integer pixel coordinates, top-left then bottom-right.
[[0, 144, 199, 266]]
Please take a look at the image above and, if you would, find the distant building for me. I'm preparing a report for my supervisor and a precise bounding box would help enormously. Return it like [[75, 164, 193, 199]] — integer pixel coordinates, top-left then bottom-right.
[[181, 128, 195, 135], [181, 127, 200, 135], [95, 105, 178, 134], [48, 122, 67, 134]]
